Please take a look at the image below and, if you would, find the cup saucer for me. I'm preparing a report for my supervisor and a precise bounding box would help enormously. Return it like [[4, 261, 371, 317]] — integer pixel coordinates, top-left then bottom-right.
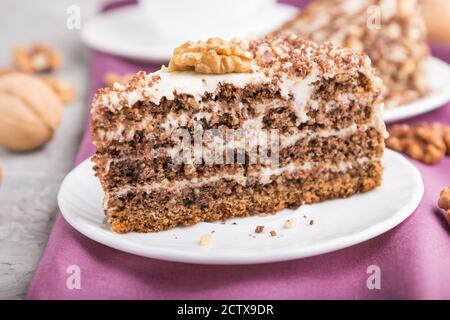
[[81, 3, 297, 62]]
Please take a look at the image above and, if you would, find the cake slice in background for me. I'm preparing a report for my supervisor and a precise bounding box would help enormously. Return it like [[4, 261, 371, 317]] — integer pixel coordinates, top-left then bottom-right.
[[276, 0, 430, 108], [91, 35, 386, 233]]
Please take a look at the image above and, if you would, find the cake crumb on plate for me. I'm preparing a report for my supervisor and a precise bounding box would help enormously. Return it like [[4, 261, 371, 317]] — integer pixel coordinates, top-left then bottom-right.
[[284, 219, 295, 229], [198, 234, 213, 246], [255, 225, 265, 233]]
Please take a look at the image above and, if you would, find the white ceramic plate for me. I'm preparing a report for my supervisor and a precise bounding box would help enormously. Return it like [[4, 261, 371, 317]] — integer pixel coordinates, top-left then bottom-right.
[[81, 3, 297, 62], [384, 57, 450, 123], [58, 149, 423, 265]]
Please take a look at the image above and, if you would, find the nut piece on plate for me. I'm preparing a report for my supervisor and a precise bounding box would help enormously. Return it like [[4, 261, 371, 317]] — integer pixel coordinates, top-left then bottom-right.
[[198, 233, 213, 246], [104, 72, 133, 87], [283, 219, 295, 229], [42, 76, 76, 103], [14, 43, 62, 73], [168, 38, 254, 74], [0, 72, 62, 151], [386, 123, 450, 165], [438, 187, 450, 222]]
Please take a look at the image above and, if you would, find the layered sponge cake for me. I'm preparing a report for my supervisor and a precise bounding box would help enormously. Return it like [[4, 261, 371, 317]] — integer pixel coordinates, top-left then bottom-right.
[[91, 35, 387, 233], [276, 0, 429, 108]]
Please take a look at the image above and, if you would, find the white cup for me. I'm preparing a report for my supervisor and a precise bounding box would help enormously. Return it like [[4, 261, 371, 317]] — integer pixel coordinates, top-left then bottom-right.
[[139, 0, 277, 43]]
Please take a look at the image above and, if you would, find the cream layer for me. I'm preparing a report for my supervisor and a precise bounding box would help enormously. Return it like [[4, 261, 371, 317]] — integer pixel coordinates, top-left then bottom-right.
[[100, 122, 382, 176], [96, 94, 385, 144], [92, 66, 322, 114]]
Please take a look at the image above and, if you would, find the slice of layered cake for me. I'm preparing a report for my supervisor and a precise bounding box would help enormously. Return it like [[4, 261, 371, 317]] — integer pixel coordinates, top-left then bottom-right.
[[276, 0, 429, 108], [92, 34, 387, 233]]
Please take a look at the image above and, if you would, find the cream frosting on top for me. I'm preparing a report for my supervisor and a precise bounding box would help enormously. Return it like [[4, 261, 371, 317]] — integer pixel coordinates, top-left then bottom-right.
[[91, 34, 379, 115]]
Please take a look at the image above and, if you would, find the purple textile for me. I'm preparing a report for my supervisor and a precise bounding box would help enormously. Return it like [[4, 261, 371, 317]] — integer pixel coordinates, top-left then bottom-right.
[[27, 0, 450, 299]]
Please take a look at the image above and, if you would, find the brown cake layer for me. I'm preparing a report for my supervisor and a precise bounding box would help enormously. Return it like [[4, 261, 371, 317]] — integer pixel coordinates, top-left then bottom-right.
[[94, 127, 383, 190], [106, 161, 383, 233]]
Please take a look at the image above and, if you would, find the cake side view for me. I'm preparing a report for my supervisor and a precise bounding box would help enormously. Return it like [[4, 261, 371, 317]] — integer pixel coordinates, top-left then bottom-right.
[[276, 0, 430, 108], [91, 34, 387, 233]]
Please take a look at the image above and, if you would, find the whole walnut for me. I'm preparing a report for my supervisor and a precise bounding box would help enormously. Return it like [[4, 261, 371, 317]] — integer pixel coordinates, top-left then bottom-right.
[[0, 73, 62, 151]]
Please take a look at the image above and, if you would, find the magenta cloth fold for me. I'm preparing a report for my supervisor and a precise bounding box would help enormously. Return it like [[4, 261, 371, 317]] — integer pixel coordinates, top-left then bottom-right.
[[27, 0, 450, 299]]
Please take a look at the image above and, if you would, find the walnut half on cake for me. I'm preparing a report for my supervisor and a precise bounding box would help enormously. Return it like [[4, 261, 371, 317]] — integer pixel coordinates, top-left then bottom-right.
[[91, 34, 387, 233]]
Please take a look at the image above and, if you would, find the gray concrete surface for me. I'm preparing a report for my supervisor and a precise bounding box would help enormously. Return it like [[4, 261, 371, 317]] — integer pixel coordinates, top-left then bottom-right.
[[0, 0, 103, 299]]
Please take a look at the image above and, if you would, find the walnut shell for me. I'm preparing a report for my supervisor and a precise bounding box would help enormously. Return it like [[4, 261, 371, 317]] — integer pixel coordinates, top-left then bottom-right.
[[0, 73, 62, 151]]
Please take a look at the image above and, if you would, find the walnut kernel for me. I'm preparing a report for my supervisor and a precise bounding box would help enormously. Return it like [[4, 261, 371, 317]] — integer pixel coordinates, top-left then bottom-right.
[[168, 38, 253, 74], [439, 187, 450, 211], [438, 187, 450, 222], [13, 43, 62, 73], [386, 122, 450, 165], [42, 77, 76, 104]]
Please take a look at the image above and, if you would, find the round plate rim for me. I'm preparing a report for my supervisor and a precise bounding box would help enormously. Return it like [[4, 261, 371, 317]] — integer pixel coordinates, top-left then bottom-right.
[[58, 149, 424, 265], [81, 3, 298, 62], [383, 57, 450, 123]]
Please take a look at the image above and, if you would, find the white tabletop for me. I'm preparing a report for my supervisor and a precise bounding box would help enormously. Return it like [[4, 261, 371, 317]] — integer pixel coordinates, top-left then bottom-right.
[[0, 0, 103, 299]]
